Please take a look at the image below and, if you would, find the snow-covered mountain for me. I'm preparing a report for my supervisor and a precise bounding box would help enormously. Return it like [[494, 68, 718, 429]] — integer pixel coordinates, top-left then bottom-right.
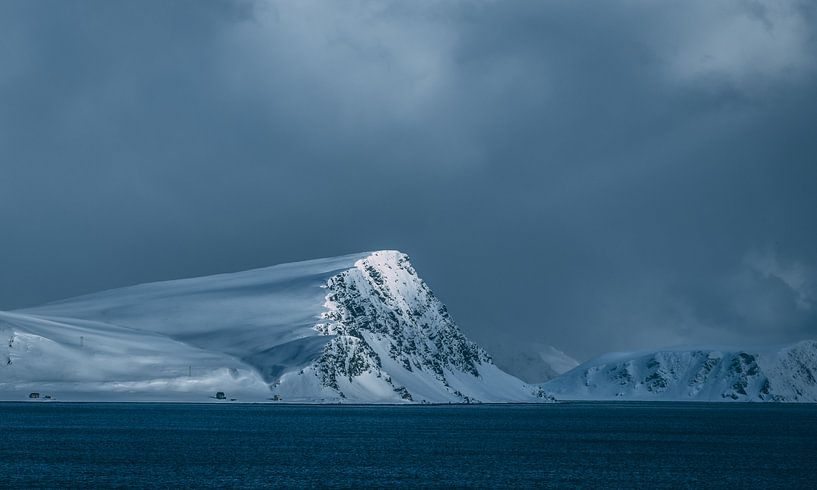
[[488, 341, 579, 383], [541, 341, 817, 402], [2, 250, 548, 403]]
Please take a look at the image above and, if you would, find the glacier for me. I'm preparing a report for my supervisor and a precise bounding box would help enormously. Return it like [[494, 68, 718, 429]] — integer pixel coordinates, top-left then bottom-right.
[[1, 250, 547, 403], [541, 341, 817, 402]]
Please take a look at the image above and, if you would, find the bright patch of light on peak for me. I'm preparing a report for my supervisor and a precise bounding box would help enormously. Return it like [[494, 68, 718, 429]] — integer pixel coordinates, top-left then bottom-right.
[[4, 250, 549, 403]]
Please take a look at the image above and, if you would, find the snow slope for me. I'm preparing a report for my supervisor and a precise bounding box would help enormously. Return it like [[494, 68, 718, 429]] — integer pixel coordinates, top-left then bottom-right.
[[541, 341, 817, 402], [3, 250, 547, 403], [0, 311, 269, 401]]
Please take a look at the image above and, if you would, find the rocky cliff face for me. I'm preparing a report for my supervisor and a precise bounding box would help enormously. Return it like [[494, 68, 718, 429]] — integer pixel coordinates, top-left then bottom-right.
[[314, 252, 489, 387], [272, 251, 543, 403]]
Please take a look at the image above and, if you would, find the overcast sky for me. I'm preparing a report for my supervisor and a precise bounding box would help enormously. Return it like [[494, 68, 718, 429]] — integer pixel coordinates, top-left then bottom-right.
[[1, 0, 816, 360]]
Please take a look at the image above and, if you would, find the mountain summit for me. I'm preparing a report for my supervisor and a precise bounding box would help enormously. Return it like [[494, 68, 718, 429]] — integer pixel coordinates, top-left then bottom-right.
[[2, 250, 546, 403]]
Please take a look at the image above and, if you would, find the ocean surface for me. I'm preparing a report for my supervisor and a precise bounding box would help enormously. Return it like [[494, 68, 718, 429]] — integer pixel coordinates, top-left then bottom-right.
[[1, 402, 815, 488]]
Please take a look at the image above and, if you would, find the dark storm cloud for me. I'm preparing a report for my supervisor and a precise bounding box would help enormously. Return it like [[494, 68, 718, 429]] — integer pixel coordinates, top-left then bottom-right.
[[1, 0, 816, 360]]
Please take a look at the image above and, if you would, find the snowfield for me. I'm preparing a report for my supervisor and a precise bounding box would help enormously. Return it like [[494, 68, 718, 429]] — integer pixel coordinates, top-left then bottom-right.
[[541, 341, 817, 402], [2, 251, 548, 403]]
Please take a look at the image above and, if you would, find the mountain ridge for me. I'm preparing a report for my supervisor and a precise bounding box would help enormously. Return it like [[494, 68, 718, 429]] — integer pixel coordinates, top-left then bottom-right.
[[541, 340, 817, 402], [3, 250, 547, 403]]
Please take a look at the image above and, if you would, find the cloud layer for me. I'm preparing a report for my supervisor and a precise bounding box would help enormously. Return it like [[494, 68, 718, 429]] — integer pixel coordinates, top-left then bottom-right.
[[1, 0, 815, 360]]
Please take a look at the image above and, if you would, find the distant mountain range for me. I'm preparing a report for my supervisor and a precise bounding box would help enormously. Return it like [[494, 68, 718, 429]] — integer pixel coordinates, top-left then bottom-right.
[[2, 250, 814, 403], [488, 342, 578, 383], [541, 341, 817, 402]]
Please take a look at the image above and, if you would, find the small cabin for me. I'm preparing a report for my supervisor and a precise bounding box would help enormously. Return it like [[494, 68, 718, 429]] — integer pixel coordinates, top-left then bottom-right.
[[215, 391, 226, 400], [28, 392, 40, 399]]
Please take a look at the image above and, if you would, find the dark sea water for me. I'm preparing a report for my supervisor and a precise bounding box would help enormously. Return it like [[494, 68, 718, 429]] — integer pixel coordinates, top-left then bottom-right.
[[1, 402, 815, 488]]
